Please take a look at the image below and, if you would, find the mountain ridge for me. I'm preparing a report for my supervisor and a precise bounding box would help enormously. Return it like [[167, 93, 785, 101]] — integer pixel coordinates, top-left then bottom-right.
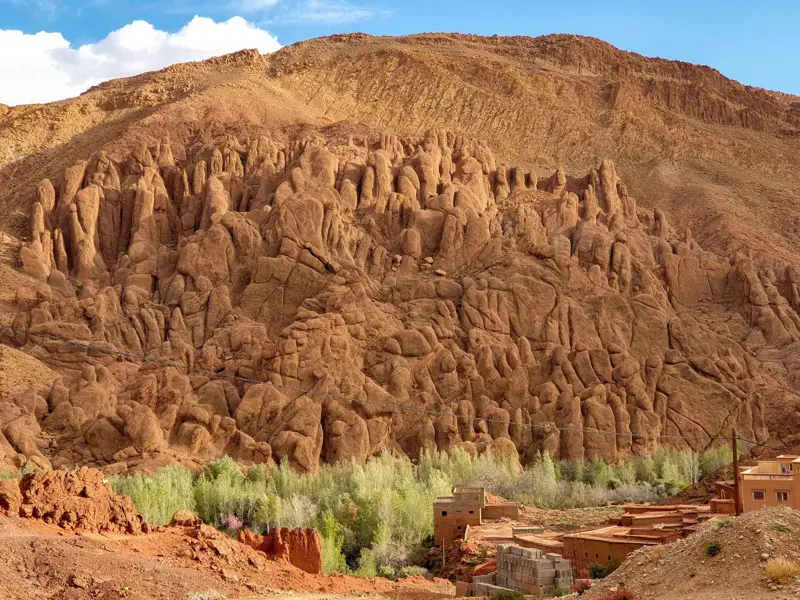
[[0, 33, 799, 474]]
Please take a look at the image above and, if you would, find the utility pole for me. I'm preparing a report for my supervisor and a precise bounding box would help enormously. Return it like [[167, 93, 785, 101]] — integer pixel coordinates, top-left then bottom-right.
[[732, 428, 741, 516]]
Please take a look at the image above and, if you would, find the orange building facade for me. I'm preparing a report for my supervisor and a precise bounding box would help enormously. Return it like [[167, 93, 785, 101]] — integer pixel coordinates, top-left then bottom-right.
[[433, 487, 520, 545], [738, 456, 800, 512]]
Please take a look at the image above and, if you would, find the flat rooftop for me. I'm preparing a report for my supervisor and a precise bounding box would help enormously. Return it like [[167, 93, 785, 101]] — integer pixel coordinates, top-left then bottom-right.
[[562, 525, 665, 545]]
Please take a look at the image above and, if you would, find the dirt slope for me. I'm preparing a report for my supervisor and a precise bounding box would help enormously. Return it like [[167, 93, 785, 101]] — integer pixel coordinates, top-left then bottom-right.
[[584, 507, 800, 600], [2, 34, 799, 264], [0, 33, 800, 474]]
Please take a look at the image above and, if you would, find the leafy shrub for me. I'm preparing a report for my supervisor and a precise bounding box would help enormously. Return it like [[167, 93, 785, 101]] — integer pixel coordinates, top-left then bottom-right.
[[318, 510, 348, 575], [354, 547, 378, 578], [378, 565, 396, 580], [765, 557, 800, 582], [698, 445, 732, 478], [398, 565, 428, 578], [772, 522, 791, 533], [490, 590, 525, 600], [590, 559, 621, 579], [705, 540, 722, 557], [572, 579, 591, 594], [113, 466, 195, 526], [220, 513, 242, 536], [115, 446, 731, 576]]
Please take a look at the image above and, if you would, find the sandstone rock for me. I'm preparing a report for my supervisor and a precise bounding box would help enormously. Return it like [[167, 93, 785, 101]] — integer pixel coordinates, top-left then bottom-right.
[[5, 133, 782, 474]]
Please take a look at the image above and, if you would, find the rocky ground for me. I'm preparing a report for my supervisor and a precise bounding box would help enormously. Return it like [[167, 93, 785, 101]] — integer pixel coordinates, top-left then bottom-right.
[[584, 507, 800, 600]]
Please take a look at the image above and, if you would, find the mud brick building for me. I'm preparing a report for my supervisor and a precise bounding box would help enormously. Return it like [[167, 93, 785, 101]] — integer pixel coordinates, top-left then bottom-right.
[[433, 487, 519, 545], [514, 505, 708, 578], [738, 456, 800, 512]]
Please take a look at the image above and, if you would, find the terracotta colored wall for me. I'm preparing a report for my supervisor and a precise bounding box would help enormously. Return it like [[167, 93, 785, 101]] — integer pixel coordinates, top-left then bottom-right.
[[710, 499, 735, 515], [562, 537, 649, 578], [434, 506, 481, 544], [482, 503, 519, 520], [741, 477, 797, 513]]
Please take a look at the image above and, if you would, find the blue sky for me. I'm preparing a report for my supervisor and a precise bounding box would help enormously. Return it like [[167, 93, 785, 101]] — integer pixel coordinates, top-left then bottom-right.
[[1, 0, 798, 105]]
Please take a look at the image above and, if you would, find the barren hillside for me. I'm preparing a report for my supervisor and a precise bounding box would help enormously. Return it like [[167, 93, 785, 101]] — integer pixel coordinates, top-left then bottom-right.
[[0, 33, 799, 475]]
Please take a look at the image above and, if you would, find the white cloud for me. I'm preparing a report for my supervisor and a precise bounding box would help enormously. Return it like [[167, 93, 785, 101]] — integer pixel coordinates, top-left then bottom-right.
[[0, 16, 282, 106]]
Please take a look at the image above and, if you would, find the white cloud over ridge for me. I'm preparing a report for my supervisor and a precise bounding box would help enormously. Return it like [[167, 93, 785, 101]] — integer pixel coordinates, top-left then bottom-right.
[[0, 16, 282, 106]]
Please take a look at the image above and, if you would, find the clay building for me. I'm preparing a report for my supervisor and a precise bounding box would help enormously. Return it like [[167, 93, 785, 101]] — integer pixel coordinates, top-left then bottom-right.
[[513, 505, 708, 578], [738, 455, 800, 512], [433, 487, 519, 545]]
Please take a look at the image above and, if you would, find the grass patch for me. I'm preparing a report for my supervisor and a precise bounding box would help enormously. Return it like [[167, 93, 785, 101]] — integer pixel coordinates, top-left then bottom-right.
[[715, 518, 732, 529], [765, 558, 800, 583], [772, 522, 791, 533], [491, 591, 524, 600], [705, 540, 722, 557]]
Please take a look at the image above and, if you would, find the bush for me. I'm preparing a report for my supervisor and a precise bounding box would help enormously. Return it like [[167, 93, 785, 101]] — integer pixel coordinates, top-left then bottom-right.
[[115, 446, 731, 575], [715, 518, 732, 529], [765, 557, 800, 582], [398, 565, 428, 578], [705, 540, 722, 557], [699, 445, 732, 478], [220, 513, 242, 536], [590, 559, 621, 579], [490, 590, 525, 600], [572, 579, 591, 594], [354, 547, 378, 578], [773, 522, 791, 533], [113, 466, 195, 526], [551, 587, 570, 597]]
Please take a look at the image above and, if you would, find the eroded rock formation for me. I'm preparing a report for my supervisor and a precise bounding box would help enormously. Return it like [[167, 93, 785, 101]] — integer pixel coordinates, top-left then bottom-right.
[[5, 128, 797, 474]]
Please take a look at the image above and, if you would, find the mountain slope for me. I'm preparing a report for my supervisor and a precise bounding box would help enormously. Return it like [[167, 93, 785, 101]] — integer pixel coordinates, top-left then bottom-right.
[[0, 33, 799, 474], [3, 34, 799, 264]]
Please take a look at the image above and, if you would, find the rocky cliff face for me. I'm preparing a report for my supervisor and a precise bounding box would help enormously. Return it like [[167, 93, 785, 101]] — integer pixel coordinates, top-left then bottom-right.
[[4, 126, 798, 474], [1, 34, 799, 474]]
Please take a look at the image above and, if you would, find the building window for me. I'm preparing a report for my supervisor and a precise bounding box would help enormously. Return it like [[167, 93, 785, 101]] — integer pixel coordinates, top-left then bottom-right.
[[441, 511, 447, 516], [585, 553, 588, 558], [781, 464, 791, 474], [595, 554, 599, 559], [469, 511, 474, 514], [777, 491, 789, 502], [457, 525, 462, 530], [753, 490, 765, 501], [608, 556, 611, 561]]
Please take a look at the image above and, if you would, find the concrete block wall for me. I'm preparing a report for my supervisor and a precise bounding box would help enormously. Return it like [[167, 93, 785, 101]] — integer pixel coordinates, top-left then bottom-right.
[[494, 543, 573, 596]]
